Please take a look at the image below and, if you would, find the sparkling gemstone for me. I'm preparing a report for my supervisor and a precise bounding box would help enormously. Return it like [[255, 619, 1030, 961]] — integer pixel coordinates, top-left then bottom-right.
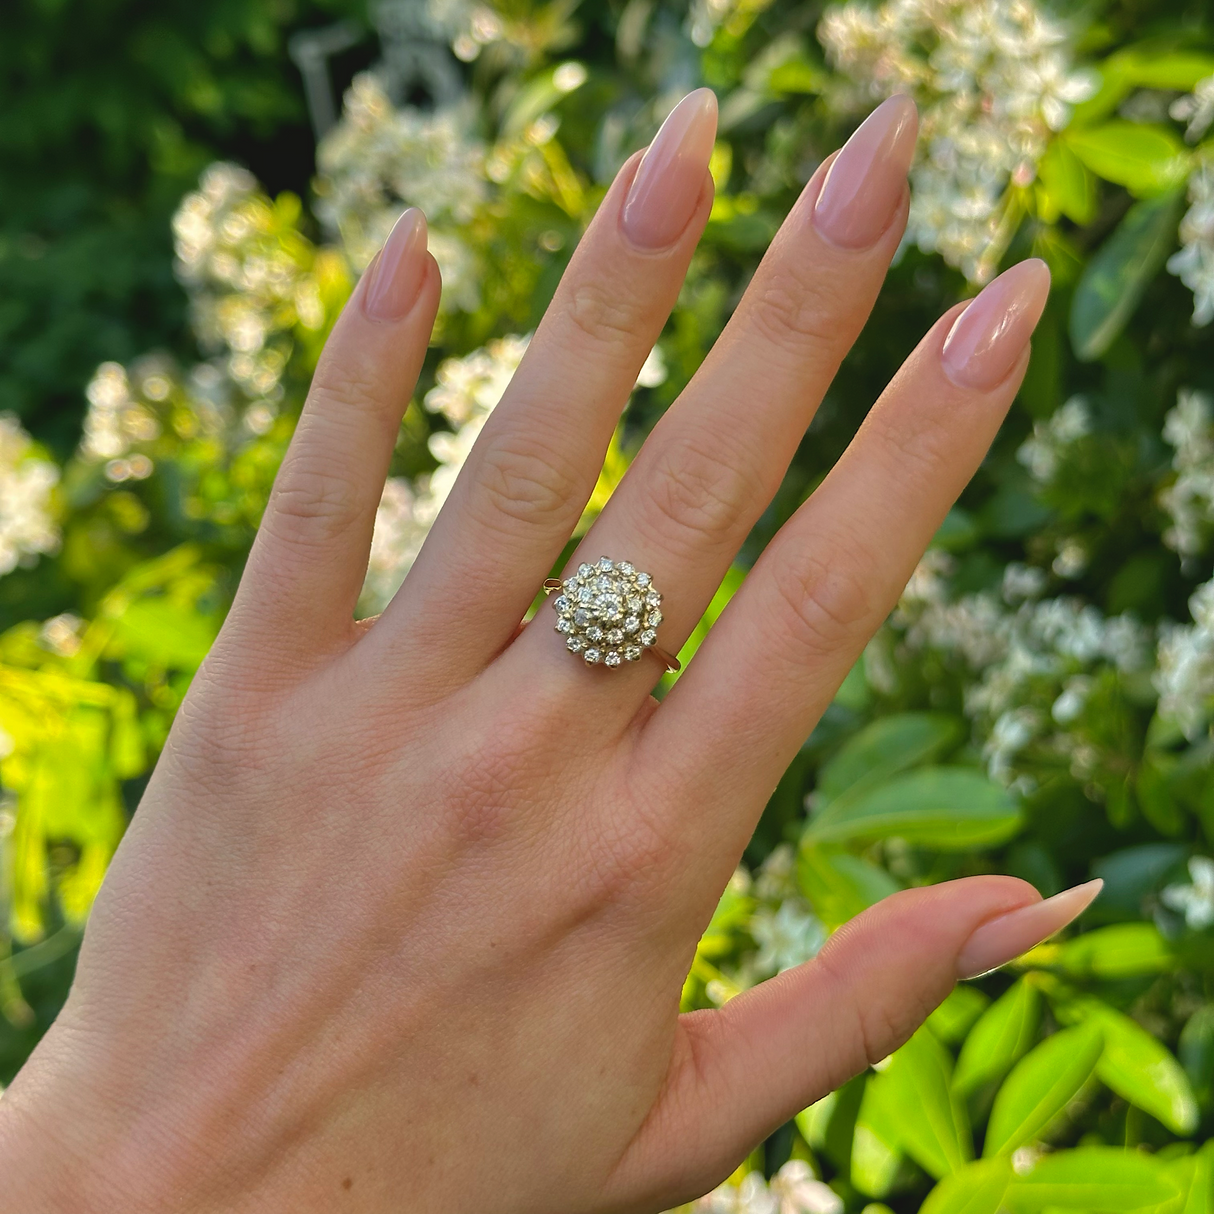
[[584, 647, 602, 664], [554, 595, 570, 613], [640, 628, 657, 646], [577, 587, 594, 605], [623, 644, 643, 661], [597, 557, 614, 571], [647, 609, 663, 627], [624, 615, 640, 633], [555, 618, 572, 634], [617, 561, 634, 575], [566, 635, 584, 652], [646, 591, 661, 607], [626, 595, 643, 612], [606, 628, 623, 644], [600, 595, 623, 620], [636, 572, 652, 588], [587, 626, 603, 642], [578, 563, 594, 578], [573, 608, 591, 626], [593, 575, 613, 593], [604, 650, 622, 667], [556, 558, 666, 671]]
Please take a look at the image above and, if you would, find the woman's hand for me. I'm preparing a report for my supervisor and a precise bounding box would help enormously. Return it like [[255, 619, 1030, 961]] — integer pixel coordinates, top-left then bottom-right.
[[0, 91, 1094, 1214]]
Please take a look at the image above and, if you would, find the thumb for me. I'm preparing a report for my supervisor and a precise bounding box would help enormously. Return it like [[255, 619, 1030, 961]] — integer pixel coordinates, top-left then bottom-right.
[[618, 875, 1101, 1210]]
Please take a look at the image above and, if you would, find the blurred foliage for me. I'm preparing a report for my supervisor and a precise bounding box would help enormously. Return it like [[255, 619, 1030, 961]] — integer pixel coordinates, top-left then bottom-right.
[[7, 0, 1214, 1209]]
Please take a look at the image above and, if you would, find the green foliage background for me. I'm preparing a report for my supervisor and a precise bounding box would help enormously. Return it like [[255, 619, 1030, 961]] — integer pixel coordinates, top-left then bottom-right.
[[6, 0, 1214, 1209]]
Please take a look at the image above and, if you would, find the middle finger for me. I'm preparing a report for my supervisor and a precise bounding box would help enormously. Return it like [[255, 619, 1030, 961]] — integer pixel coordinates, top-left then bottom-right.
[[504, 95, 917, 692]]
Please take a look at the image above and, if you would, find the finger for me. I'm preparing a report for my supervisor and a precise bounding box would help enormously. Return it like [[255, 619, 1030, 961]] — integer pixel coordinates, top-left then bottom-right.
[[502, 96, 916, 695], [367, 90, 718, 683], [614, 877, 1101, 1210], [647, 259, 1051, 841], [230, 209, 440, 660]]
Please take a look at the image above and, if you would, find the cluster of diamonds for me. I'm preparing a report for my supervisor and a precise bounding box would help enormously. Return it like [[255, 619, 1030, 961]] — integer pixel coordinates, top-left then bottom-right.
[[552, 557, 664, 668]]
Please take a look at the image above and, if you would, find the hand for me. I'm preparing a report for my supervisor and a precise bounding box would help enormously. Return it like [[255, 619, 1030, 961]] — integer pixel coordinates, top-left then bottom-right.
[[0, 91, 1093, 1214]]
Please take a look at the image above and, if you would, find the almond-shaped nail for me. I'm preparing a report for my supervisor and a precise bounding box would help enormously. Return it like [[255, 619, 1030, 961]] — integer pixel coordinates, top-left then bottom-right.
[[941, 259, 1051, 391], [621, 88, 718, 251], [957, 879, 1103, 980], [363, 208, 428, 322], [812, 94, 918, 250]]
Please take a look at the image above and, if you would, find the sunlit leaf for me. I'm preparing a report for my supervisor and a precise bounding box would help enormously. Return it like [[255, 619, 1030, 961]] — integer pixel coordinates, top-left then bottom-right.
[[796, 844, 901, 928], [1064, 123, 1190, 196], [928, 986, 990, 1046], [1005, 1146, 1182, 1210], [982, 1023, 1103, 1157], [1038, 139, 1098, 225], [954, 979, 1041, 1096], [921, 1158, 1013, 1214]]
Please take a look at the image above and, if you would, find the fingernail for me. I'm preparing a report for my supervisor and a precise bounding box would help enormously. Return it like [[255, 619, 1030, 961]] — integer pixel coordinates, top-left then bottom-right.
[[941, 259, 1052, 390], [363, 208, 428, 321], [621, 88, 718, 251], [812, 95, 918, 250], [956, 879, 1103, 980]]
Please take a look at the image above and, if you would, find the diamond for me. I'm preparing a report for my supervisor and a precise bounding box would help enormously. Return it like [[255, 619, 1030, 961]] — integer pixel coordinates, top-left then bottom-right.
[[566, 635, 584, 652], [640, 628, 657, 646], [584, 647, 602, 664], [578, 563, 594, 578], [553, 558, 666, 671], [555, 618, 572, 634], [597, 557, 614, 572], [577, 587, 594, 605], [554, 595, 570, 613], [623, 644, 642, 661], [617, 561, 635, 575], [624, 615, 640, 633], [604, 650, 622, 667], [573, 608, 591, 627], [647, 609, 663, 627], [587, 626, 603, 642], [636, 572, 651, 588], [646, 591, 661, 607], [606, 628, 623, 644]]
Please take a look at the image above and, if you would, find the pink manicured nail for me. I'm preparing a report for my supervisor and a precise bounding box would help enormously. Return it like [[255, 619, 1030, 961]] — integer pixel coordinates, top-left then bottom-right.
[[941, 259, 1052, 390], [956, 879, 1103, 980], [363, 208, 428, 321], [621, 89, 718, 250], [812, 95, 918, 250]]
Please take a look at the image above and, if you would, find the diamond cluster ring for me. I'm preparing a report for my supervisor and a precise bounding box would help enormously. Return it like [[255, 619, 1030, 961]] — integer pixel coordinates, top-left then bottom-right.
[[543, 557, 681, 673]]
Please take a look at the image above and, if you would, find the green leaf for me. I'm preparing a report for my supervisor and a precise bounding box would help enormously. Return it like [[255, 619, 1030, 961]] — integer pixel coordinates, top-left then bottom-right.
[[921, 1159, 1013, 1214], [1051, 923, 1175, 978], [1068, 188, 1184, 361], [852, 1079, 903, 1198], [1058, 1000, 1199, 1134], [107, 597, 218, 671], [1073, 46, 1214, 126], [805, 767, 1022, 850], [928, 986, 991, 1046], [816, 713, 962, 804], [877, 1027, 972, 1178], [982, 1023, 1103, 1157], [796, 844, 901, 929], [1005, 1147, 1183, 1210], [954, 979, 1041, 1097], [1038, 139, 1098, 225], [1180, 1005, 1214, 1108], [1064, 122, 1191, 196]]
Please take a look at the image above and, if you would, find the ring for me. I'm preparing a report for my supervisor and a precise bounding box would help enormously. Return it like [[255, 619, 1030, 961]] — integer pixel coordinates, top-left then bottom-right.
[[543, 557, 681, 673]]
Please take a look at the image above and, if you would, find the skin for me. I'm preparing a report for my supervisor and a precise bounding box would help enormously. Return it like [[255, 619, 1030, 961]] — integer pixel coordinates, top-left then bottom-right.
[[0, 94, 1081, 1213]]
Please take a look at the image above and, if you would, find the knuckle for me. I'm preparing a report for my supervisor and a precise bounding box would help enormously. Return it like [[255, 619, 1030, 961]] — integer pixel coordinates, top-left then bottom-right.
[[768, 544, 879, 661], [565, 279, 648, 353], [469, 430, 583, 535], [308, 351, 387, 420], [748, 264, 838, 352], [638, 435, 753, 555], [265, 455, 362, 549]]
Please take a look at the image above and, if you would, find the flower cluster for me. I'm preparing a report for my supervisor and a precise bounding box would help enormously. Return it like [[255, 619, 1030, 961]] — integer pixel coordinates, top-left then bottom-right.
[[667, 1160, 843, 1214], [1171, 74, 1214, 143], [360, 335, 530, 613], [819, 0, 1094, 282], [315, 73, 485, 310], [1163, 855, 1214, 929], [1161, 389, 1214, 559], [1168, 162, 1214, 328], [173, 162, 325, 400], [1156, 576, 1214, 740], [1017, 396, 1091, 485], [896, 554, 1150, 785], [0, 415, 59, 575]]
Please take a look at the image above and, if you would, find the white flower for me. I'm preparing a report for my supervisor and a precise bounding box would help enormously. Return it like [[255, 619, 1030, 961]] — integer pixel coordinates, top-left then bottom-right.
[[751, 900, 826, 976], [1017, 395, 1091, 484], [1171, 74, 1214, 143], [1160, 389, 1214, 558], [1168, 162, 1214, 327], [688, 1163, 842, 1214], [1155, 576, 1214, 738], [0, 414, 59, 576], [820, 0, 1094, 282], [1163, 856, 1214, 929]]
